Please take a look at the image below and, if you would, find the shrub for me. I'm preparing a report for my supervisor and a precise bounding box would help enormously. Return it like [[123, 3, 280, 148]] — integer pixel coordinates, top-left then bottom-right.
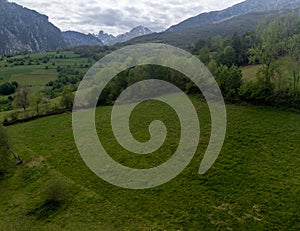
[[44, 177, 69, 205], [0, 82, 17, 95], [60, 88, 74, 109], [215, 65, 243, 102]]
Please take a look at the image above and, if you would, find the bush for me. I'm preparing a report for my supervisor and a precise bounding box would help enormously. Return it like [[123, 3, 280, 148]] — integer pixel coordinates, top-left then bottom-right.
[[60, 88, 74, 109], [0, 82, 18, 95], [44, 177, 69, 205], [239, 81, 275, 105], [215, 65, 243, 102]]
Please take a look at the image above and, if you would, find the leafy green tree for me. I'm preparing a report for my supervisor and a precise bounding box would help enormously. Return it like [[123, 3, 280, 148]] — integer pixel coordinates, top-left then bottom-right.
[[286, 34, 300, 95], [216, 65, 243, 101], [0, 82, 17, 95], [60, 88, 74, 109], [207, 59, 218, 76], [249, 15, 299, 86], [198, 46, 210, 64], [30, 92, 46, 116], [219, 46, 236, 67]]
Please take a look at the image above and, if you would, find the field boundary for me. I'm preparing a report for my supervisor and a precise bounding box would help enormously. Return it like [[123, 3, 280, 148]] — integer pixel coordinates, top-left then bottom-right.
[[2, 109, 72, 126]]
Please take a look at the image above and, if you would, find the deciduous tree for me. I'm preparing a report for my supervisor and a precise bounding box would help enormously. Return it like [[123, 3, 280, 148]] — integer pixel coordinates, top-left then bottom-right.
[[13, 87, 30, 111]]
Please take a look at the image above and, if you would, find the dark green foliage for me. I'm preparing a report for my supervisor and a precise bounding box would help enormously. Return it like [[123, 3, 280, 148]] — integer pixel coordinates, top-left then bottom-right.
[[216, 65, 243, 102], [60, 88, 74, 109], [192, 32, 258, 67], [191, 14, 300, 109], [46, 67, 83, 98], [239, 81, 275, 104], [97, 65, 189, 106], [69, 45, 117, 60], [0, 81, 18, 95], [219, 46, 236, 67], [0, 98, 13, 112]]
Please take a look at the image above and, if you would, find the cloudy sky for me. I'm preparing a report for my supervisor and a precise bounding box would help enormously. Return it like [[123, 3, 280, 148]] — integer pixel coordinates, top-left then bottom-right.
[[10, 0, 244, 35]]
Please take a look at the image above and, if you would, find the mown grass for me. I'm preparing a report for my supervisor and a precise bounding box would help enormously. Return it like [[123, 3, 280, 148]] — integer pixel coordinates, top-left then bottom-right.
[[0, 96, 299, 230]]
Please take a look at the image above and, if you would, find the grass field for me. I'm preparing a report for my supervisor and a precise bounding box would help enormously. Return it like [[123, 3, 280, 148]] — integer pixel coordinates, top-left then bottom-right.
[[0, 51, 92, 113], [0, 97, 299, 230], [242, 65, 261, 81], [0, 51, 91, 87], [241, 57, 300, 92]]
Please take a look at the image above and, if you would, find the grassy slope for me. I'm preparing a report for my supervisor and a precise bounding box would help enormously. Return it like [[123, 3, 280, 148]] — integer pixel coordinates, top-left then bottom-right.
[[0, 97, 299, 230]]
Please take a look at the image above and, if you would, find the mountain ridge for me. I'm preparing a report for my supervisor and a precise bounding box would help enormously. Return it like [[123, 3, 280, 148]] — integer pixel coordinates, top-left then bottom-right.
[[1, 0, 300, 54], [62, 31, 104, 47], [97, 26, 153, 45], [167, 0, 300, 32], [126, 8, 300, 48], [0, 0, 66, 55]]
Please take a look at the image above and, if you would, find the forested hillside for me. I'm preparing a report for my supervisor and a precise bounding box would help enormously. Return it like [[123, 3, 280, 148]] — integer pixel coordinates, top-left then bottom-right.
[[188, 14, 300, 108]]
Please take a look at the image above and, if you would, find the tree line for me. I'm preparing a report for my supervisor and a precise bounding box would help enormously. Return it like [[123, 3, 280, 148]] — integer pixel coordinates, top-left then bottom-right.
[[2, 14, 300, 122], [190, 13, 300, 108], [85, 14, 300, 109]]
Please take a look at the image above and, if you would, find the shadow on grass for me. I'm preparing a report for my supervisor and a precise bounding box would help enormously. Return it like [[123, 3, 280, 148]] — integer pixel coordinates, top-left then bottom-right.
[[27, 200, 66, 220]]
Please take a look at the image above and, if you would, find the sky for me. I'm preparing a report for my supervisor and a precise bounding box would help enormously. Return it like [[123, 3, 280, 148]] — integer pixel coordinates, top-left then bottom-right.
[[9, 0, 244, 36]]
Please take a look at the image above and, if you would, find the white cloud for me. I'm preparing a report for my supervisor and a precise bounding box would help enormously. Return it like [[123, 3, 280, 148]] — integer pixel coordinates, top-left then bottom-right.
[[9, 0, 244, 35]]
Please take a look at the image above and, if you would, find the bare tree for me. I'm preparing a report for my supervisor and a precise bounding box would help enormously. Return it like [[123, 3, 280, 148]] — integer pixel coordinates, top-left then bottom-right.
[[13, 87, 30, 111], [30, 91, 45, 116], [0, 124, 22, 173]]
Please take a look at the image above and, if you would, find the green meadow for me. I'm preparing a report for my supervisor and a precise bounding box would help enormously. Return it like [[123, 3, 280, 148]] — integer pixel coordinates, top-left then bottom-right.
[[0, 97, 299, 230], [0, 51, 91, 87]]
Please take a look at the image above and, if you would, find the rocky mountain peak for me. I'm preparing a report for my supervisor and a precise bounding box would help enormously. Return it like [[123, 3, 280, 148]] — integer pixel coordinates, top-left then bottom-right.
[[0, 0, 66, 54], [97, 26, 153, 46]]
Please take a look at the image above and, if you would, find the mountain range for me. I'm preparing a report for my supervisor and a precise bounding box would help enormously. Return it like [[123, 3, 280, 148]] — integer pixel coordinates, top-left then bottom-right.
[[62, 26, 153, 47], [62, 31, 104, 47], [0, 0, 153, 54], [128, 0, 300, 48], [167, 0, 300, 32], [1, 0, 300, 54], [98, 26, 153, 45]]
